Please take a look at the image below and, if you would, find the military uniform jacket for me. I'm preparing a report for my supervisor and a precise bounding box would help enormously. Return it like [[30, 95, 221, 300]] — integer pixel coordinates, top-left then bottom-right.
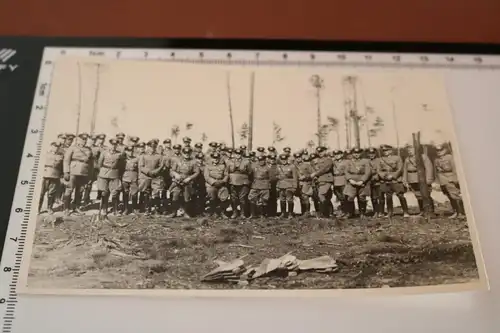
[[434, 154, 458, 185], [98, 149, 124, 179], [123, 156, 139, 182], [44, 151, 64, 178], [91, 145, 104, 170], [138, 153, 164, 179], [333, 160, 347, 186], [296, 162, 313, 184], [275, 164, 297, 189], [345, 158, 371, 183], [63, 145, 93, 176], [204, 162, 229, 186], [368, 158, 381, 185], [226, 158, 252, 185], [403, 155, 434, 184], [268, 164, 278, 183], [251, 164, 271, 190], [377, 155, 403, 182], [313, 157, 334, 183], [170, 158, 200, 183]]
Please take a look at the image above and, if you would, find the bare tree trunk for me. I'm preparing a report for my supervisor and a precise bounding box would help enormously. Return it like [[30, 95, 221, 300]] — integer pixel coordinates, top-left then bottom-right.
[[226, 72, 236, 148], [90, 64, 101, 135], [351, 77, 361, 149], [413, 132, 432, 218], [248, 72, 255, 151], [336, 129, 340, 149], [391, 97, 400, 156], [75, 62, 82, 135], [316, 88, 322, 146]]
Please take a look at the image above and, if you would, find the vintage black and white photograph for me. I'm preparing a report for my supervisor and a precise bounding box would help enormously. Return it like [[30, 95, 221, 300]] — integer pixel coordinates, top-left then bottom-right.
[[21, 56, 484, 293]]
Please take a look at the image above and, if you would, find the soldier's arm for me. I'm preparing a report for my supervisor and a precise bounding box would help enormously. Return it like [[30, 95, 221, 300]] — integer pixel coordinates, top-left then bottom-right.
[[402, 160, 408, 184], [423, 155, 434, 184], [184, 163, 200, 183], [449, 155, 458, 176], [203, 166, 216, 185], [361, 160, 372, 183], [392, 157, 404, 178], [63, 147, 73, 174], [150, 157, 165, 176], [344, 162, 355, 181], [311, 158, 333, 177], [221, 165, 229, 183], [292, 166, 298, 186], [97, 151, 104, 169], [169, 161, 181, 179], [377, 160, 387, 179], [138, 155, 148, 176]]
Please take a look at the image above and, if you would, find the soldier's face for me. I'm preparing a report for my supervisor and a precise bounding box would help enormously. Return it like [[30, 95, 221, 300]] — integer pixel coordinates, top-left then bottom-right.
[[383, 149, 392, 157], [126, 150, 133, 157], [369, 153, 376, 159], [65, 138, 74, 146], [437, 149, 446, 156], [182, 152, 190, 159], [117, 137, 124, 144], [76, 137, 85, 146], [50, 145, 58, 153], [259, 159, 266, 166], [174, 149, 181, 155], [407, 149, 415, 157], [138, 147, 145, 154], [165, 143, 172, 149], [353, 152, 361, 159], [57, 137, 65, 144]]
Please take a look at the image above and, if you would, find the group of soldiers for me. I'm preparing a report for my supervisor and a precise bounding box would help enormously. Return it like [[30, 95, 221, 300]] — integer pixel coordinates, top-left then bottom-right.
[[39, 131, 466, 221]]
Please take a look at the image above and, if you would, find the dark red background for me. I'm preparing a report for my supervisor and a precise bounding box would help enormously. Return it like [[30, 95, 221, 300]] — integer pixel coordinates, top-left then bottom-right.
[[0, 0, 499, 43]]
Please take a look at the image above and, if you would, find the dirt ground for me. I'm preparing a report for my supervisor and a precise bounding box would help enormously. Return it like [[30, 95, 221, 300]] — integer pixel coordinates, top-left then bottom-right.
[[26, 204, 479, 290]]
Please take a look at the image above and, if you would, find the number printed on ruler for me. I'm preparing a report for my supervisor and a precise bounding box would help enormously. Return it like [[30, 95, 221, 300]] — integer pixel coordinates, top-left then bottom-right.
[[0, 46, 496, 332]]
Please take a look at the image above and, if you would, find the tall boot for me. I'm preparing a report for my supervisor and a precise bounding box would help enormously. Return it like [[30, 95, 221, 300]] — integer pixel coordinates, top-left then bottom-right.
[[399, 196, 410, 217], [131, 194, 139, 214], [122, 192, 130, 215], [347, 201, 356, 218], [371, 198, 377, 217], [83, 185, 91, 206], [250, 203, 258, 219], [38, 194, 44, 213], [230, 200, 239, 218], [458, 199, 466, 216], [63, 195, 71, 216], [243, 201, 251, 219], [279, 201, 287, 218], [429, 198, 435, 213], [112, 196, 121, 216], [287, 201, 295, 219], [153, 197, 161, 214], [320, 201, 329, 218], [386, 196, 394, 217], [359, 200, 367, 218], [138, 192, 145, 212], [303, 200, 310, 217], [417, 199, 424, 216], [379, 196, 386, 216], [144, 194, 151, 216], [47, 196, 55, 214], [300, 202, 306, 216], [101, 194, 109, 217], [183, 201, 192, 218], [96, 190, 102, 201], [448, 199, 459, 218], [261, 204, 268, 218], [313, 199, 320, 217], [166, 200, 178, 218]]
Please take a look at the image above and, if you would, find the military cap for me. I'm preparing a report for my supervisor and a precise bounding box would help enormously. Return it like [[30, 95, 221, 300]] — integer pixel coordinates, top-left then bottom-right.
[[50, 141, 61, 147], [243, 152, 250, 158], [163, 138, 171, 144], [316, 146, 327, 152], [302, 150, 309, 155], [209, 141, 218, 148], [368, 147, 377, 153], [195, 142, 203, 148], [129, 136, 140, 143], [57, 133, 67, 139], [124, 145, 134, 152], [240, 145, 247, 150], [310, 153, 318, 159], [328, 151, 335, 157], [151, 138, 159, 144], [352, 147, 363, 153], [226, 147, 234, 153], [182, 137, 192, 143], [303, 156, 311, 162], [66, 133, 76, 139], [267, 154, 277, 159], [234, 148, 243, 155], [381, 144, 393, 150], [293, 152, 302, 158], [97, 133, 106, 140], [173, 144, 182, 150], [279, 153, 288, 160], [435, 143, 445, 151], [182, 147, 192, 154], [78, 133, 89, 140], [283, 147, 291, 153], [195, 152, 204, 159], [109, 138, 118, 145], [137, 142, 146, 148], [219, 142, 226, 147], [147, 140, 158, 146], [333, 149, 344, 155], [90, 134, 98, 140], [116, 132, 126, 138], [267, 146, 276, 152], [258, 155, 267, 161], [211, 152, 221, 159], [257, 147, 265, 152], [249, 151, 256, 157]]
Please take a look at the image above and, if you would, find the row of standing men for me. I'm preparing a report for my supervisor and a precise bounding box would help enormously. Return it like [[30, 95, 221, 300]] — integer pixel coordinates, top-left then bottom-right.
[[39, 132, 466, 220]]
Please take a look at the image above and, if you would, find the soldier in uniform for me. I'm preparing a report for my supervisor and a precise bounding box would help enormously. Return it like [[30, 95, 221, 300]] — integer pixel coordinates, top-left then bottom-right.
[[343, 148, 371, 218], [115, 132, 126, 152], [182, 137, 192, 149], [97, 138, 125, 217], [367, 147, 384, 217], [256, 147, 266, 158], [240, 145, 248, 154], [138, 140, 166, 215], [403, 143, 435, 216], [226, 148, 252, 218], [310, 147, 334, 218], [283, 147, 292, 159], [194, 142, 204, 156], [39, 142, 64, 214], [63, 133, 93, 216], [193, 152, 207, 215], [276, 153, 298, 218], [82, 134, 100, 206], [249, 151, 257, 167], [332, 150, 348, 217], [206, 142, 218, 158], [56, 133, 67, 147], [309, 152, 321, 215], [122, 145, 139, 215], [127, 136, 140, 147], [378, 145, 409, 217], [204, 152, 229, 218], [64, 133, 75, 148], [163, 139, 173, 157], [248, 155, 271, 218], [296, 154, 314, 216], [135, 142, 146, 157], [267, 153, 278, 217], [434, 144, 465, 218], [267, 146, 277, 156], [168, 147, 200, 218]]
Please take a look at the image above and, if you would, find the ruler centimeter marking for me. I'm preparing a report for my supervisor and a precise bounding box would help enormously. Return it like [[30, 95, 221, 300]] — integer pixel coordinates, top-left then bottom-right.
[[0, 46, 497, 332]]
